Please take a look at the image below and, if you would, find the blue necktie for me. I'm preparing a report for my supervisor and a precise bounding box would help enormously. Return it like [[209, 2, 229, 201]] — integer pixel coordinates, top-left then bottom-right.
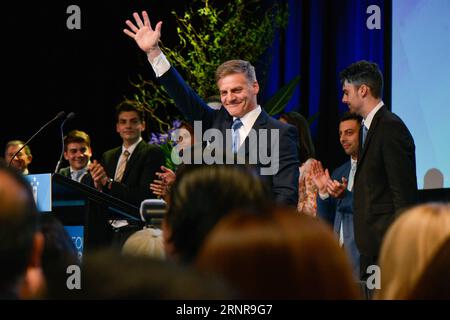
[[362, 124, 368, 146], [72, 169, 86, 182], [232, 118, 243, 153], [347, 161, 357, 191]]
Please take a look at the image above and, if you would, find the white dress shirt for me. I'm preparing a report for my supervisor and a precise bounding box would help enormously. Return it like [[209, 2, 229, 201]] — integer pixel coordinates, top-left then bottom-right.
[[362, 101, 384, 129], [233, 106, 262, 149]]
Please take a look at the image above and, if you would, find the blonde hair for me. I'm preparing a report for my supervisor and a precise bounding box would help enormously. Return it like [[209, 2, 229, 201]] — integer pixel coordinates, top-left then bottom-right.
[[122, 228, 165, 260], [376, 203, 450, 299]]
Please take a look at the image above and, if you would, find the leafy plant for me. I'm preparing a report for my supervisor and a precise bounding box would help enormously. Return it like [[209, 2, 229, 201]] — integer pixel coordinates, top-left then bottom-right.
[[121, 0, 305, 168], [148, 119, 183, 170], [264, 76, 301, 116], [123, 0, 290, 133], [161, 0, 289, 100]]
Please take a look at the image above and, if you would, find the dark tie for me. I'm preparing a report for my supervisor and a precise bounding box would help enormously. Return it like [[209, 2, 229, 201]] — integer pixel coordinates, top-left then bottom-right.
[[232, 118, 243, 153], [362, 124, 368, 146]]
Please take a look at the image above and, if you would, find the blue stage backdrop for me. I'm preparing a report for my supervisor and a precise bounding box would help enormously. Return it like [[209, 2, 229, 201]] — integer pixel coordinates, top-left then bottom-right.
[[261, 0, 389, 172], [392, 0, 450, 190]]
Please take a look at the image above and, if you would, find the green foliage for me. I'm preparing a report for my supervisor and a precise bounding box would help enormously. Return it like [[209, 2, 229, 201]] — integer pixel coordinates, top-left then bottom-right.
[[123, 0, 289, 133], [264, 76, 301, 116], [119, 75, 176, 133], [162, 0, 288, 99]]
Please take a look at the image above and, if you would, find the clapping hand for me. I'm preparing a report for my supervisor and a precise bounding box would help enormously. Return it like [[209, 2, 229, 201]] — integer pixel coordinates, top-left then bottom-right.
[[311, 161, 331, 194], [326, 177, 348, 198], [149, 166, 176, 199]]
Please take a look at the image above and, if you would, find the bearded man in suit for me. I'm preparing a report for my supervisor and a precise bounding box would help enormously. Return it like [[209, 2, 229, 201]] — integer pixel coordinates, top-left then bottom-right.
[[339, 60, 417, 280]]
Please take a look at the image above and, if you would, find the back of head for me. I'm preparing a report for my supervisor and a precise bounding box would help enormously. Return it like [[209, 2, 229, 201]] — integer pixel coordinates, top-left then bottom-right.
[[58, 249, 234, 299], [339, 60, 383, 99], [167, 164, 271, 264], [196, 206, 360, 299], [122, 228, 165, 260], [377, 203, 450, 299], [407, 236, 450, 300], [0, 160, 39, 297], [280, 111, 315, 163]]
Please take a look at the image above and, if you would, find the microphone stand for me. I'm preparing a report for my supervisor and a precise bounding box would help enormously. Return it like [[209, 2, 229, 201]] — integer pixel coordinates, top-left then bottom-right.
[[8, 111, 65, 167], [54, 112, 76, 174]]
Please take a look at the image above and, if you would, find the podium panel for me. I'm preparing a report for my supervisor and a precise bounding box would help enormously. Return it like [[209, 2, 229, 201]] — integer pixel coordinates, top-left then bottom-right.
[[25, 173, 52, 212], [27, 173, 140, 252]]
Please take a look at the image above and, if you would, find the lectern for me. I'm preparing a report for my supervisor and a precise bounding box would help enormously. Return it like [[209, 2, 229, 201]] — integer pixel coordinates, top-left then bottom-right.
[[27, 173, 140, 253]]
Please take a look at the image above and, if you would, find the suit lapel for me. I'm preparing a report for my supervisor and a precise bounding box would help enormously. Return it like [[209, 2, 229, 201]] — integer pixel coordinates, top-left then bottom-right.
[[220, 109, 233, 136], [358, 106, 385, 167], [221, 108, 233, 131], [80, 173, 93, 187], [215, 109, 234, 153], [240, 110, 269, 155], [59, 167, 72, 178], [342, 161, 351, 179], [109, 147, 122, 177]]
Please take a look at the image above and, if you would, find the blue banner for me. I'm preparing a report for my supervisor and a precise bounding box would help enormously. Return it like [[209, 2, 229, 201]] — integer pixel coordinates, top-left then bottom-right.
[[25, 173, 52, 212], [64, 226, 84, 261]]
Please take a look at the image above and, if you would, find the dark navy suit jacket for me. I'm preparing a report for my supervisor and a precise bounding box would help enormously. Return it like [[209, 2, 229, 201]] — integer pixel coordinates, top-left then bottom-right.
[[101, 140, 165, 208], [158, 66, 299, 205], [353, 106, 417, 261], [59, 166, 94, 187], [317, 160, 360, 277]]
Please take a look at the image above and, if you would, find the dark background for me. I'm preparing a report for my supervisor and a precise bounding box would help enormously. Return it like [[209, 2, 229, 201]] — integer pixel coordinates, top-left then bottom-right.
[[3, 0, 188, 172], [2, 0, 390, 174]]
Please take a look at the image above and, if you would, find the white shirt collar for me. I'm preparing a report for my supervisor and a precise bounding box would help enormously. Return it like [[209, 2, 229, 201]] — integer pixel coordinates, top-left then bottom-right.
[[122, 137, 142, 156], [230, 106, 262, 150], [70, 161, 91, 174], [363, 101, 384, 129], [350, 157, 357, 167], [234, 105, 262, 130]]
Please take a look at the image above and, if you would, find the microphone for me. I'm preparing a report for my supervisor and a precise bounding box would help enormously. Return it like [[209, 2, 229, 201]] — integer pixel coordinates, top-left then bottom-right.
[[8, 111, 66, 167], [54, 112, 76, 174]]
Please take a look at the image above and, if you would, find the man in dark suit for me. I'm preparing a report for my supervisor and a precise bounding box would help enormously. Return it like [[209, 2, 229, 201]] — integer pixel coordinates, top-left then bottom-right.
[[314, 112, 362, 278], [123, 11, 299, 205], [58, 130, 94, 186], [89, 104, 165, 208], [340, 60, 417, 279]]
